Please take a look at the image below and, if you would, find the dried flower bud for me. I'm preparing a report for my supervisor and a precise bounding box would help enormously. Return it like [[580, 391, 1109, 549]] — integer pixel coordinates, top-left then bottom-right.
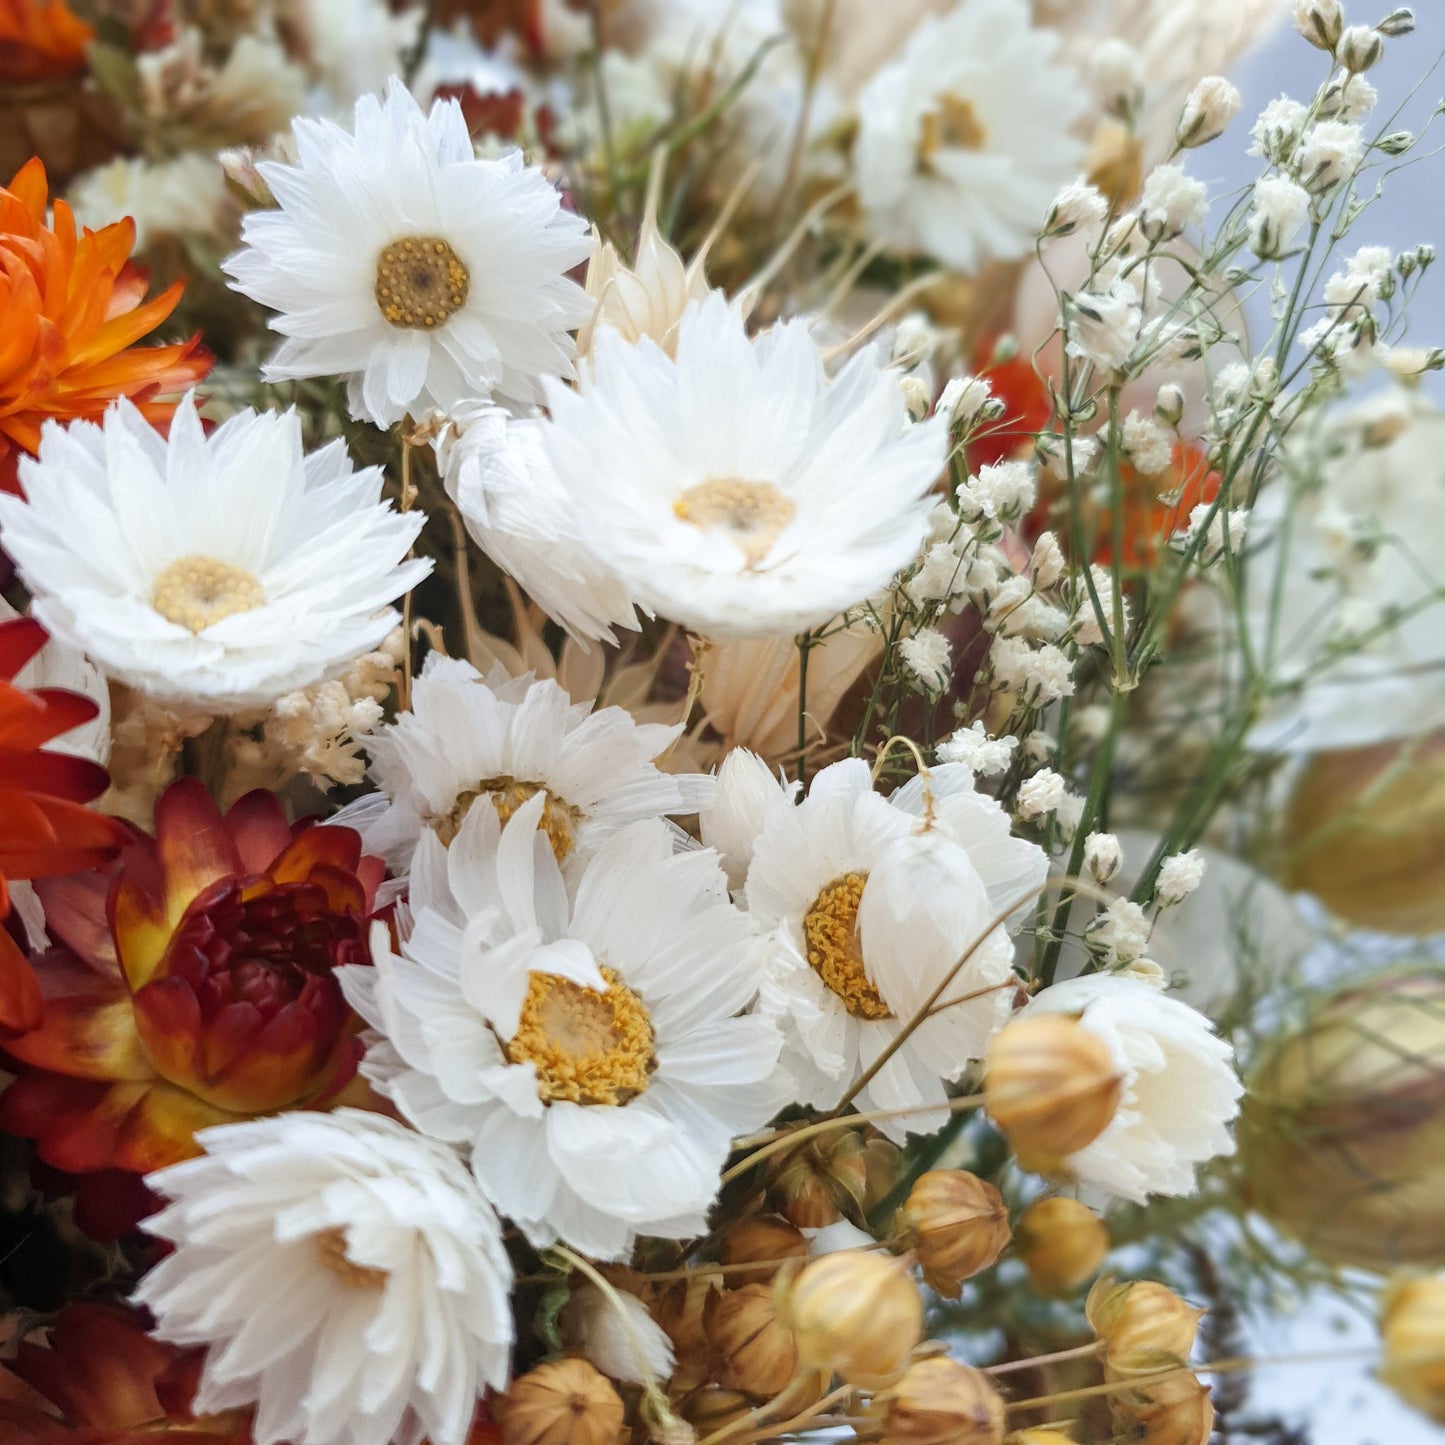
[[984, 1015, 1124, 1173], [497, 1359, 624, 1445], [1293, 0, 1343, 50], [769, 1129, 870, 1228], [1087, 1279, 1204, 1375], [879, 1356, 1006, 1445], [679, 1386, 754, 1434], [1241, 971, 1445, 1271], [707, 1284, 799, 1398], [1378, 8, 1415, 38], [1110, 1365, 1215, 1445], [779, 1250, 924, 1388], [1176, 76, 1241, 147], [1337, 23, 1384, 71], [720, 1215, 809, 1286], [654, 1275, 719, 1391], [1015, 1197, 1109, 1298], [900, 1171, 1012, 1298], [1154, 384, 1186, 429], [1380, 1276, 1445, 1423], [1280, 733, 1445, 935], [1006, 1430, 1076, 1445]]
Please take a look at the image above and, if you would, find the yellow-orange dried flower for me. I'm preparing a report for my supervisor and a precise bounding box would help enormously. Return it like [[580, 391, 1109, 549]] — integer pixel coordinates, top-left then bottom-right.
[[496, 1359, 624, 1445], [1087, 1279, 1204, 1376], [900, 1170, 1011, 1299], [984, 1015, 1123, 1173], [879, 1355, 1006, 1445], [1379, 1276, 1445, 1424], [1110, 1366, 1215, 1445], [706, 1283, 800, 1399], [1015, 1197, 1109, 1298], [779, 1250, 923, 1389], [720, 1214, 809, 1286], [769, 1128, 871, 1228]]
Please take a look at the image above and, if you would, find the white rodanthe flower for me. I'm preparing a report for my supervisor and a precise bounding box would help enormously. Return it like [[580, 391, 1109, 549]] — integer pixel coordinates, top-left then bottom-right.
[[0, 598, 109, 766], [70, 153, 228, 249], [1021, 975, 1242, 1203], [534, 293, 946, 640], [0, 396, 429, 713], [341, 799, 783, 1259], [852, 0, 1086, 272], [350, 653, 713, 869], [700, 748, 798, 892], [747, 760, 1047, 1141], [135, 1110, 514, 1445], [224, 78, 593, 426]]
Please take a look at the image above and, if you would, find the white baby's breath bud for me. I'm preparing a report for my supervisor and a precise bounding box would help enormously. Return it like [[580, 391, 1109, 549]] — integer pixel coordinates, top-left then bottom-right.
[[1249, 175, 1311, 259], [1336, 24, 1384, 71], [1017, 768, 1067, 820], [1139, 164, 1208, 241], [1087, 896, 1152, 964], [1022, 729, 1056, 766], [937, 720, 1018, 776], [1298, 121, 1365, 192], [1293, 0, 1343, 51], [1084, 832, 1124, 884], [989, 636, 1075, 705], [1317, 72, 1378, 120], [1039, 431, 1099, 482], [1070, 704, 1111, 746], [927, 500, 960, 544], [1030, 532, 1065, 590], [905, 542, 966, 607], [1120, 958, 1168, 989], [961, 461, 1037, 522], [892, 312, 938, 369], [1045, 180, 1109, 238], [1386, 346, 1445, 380], [1250, 95, 1310, 162], [938, 375, 993, 427], [1090, 39, 1144, 118], [1056, 792, 1085, 841], [1072, 566, 1128, 647], [1377, 130, 1414, 156], [1065, 282, 1141, 373], [1182, 503, 1250, 564], [1377, 8, 1415, 38], [1121, 411, 1173, 475], [1154, 385, 1185, 430], [900, 375, 932, 421], [899, 629, 953, 693], [1156, 849, 1207, 905], [1177, 76, 1241, 148]]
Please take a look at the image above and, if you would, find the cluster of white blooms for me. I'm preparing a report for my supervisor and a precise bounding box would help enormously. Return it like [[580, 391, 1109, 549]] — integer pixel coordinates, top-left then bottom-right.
[[1157, 848, 1208, 904], [1139, 163, 1209, 241], [1121, 410, 1175, 476], [989, 635, 1077, 706], [1087, 895, 1154, 965], [1179, 502, 1251, 564], [937, 721, 1019, 775], [899, 628, 953, 692]]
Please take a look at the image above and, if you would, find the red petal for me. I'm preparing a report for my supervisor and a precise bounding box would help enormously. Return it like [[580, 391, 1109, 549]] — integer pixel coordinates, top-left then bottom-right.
[[0, 618, 46, 680], [0, 926, 42, 1032], [154, 779, 241, 919]]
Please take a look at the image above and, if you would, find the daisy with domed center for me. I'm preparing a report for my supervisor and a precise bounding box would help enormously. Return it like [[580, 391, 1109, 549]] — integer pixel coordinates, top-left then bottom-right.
[[340, 795, 784, 1260], [0, 394, 430, 712], [348, 653, 713, 869], [222, 77, 594, 427], [740, 759, 1048, 1140], [526, 292, 947, 641]]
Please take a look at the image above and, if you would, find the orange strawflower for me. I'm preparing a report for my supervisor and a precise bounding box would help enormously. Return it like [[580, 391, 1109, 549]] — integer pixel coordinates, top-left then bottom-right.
[[0, 0, 92, 84], [0, 615, 125, 1032], [0, 157, 211, 494], [0, 778, 382, 1175]]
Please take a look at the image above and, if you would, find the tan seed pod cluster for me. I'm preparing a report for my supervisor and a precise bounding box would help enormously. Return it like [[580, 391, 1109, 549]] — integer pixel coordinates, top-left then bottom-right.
[[879, 1355, 1007, 1444], [900, 1170, 1012, 1298], [1014, 1196, 1109, 1298], [705, 1282, 800, 1398], [496, 1358, 624, 1445], [719, 1214, 810, 1286]]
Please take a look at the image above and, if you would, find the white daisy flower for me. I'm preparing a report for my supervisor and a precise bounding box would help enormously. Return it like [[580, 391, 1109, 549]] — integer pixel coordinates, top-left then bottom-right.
[[346, 652, 714, 869], [0, 396, 429, 713], [1021, 974, 1242, 1203], [135, 1109, 514, 1445], [223, 78, 594, 427], [340, 797, 784, 1260], [852, 0, 1086, 272], [534, 293, 946, 640], [745, 760, 1047, 1141]]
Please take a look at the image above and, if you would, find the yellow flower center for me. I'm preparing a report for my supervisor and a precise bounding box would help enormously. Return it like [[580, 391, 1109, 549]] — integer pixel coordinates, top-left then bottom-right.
[[674, 478, 796, 567], [315, 1227, 388, 1290], [436, 776, 581, 859], [152, 555, 265, 633], [374, 235, 470, 330], [803, 872, 894, 1021], [507, 965, 657, 1106], [918, 94, 989, 167]]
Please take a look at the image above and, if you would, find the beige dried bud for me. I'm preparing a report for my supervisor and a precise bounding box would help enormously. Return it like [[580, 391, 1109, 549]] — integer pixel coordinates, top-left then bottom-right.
[[1293, 0, 1343, 50], [1380, 1276, 1445, 1424], [899, 1171, 1011, 1298], [879, 1355, 1006, 1444], [653, 1274, 719, 1391], [769, 1129, 870, 1228], [1176, 76, 1241, 148], [779, 1250, 923, 1388], [984, 1015, 1123, 1173], [1336, 23, 1384, 72], [497, 1358, 624, 1445], [678, 1385, 754, 1434], [1006, 1429, 1076, 1445], [1015, 1197, 1109, 1298], [720, 1215, 809, 1286], [1087, 1279, 1204, 1376], [1110, 1365, 1215, 1445], [706, 1284, 800, 1398]]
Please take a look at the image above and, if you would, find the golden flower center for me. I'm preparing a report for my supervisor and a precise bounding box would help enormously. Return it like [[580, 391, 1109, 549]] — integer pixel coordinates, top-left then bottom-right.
[[507, 964, 657, 1106], [374, 234, 470, 330], [315, 1227, 388, 1290], [918, 94, 989, 166], [152, 555, 265, 633], [674, 478, 796, 567], [803, 872, 894, 1021], [436, 776, 580, 859]]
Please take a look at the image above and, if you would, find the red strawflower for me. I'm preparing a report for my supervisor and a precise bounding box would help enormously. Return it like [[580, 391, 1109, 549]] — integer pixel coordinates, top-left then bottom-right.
[[0, 615, 124, 1032], [0, 0, 91, 84], [0, 778, 383, 1175]]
